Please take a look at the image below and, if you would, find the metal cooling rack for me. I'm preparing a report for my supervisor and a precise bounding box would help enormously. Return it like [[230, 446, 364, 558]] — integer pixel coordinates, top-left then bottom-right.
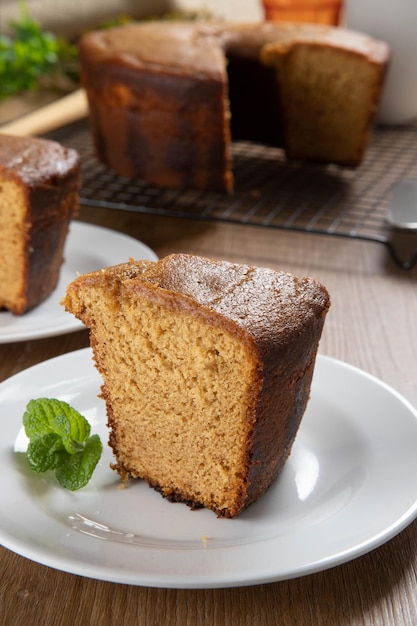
[[47, 119, 417, 269]]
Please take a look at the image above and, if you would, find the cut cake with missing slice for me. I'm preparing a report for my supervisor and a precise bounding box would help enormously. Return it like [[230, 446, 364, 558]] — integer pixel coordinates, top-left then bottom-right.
[[62, 254, 330, 518]]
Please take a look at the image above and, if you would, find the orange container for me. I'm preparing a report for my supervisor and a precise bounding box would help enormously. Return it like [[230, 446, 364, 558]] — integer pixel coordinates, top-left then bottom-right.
[[262, 0, 343, 25]]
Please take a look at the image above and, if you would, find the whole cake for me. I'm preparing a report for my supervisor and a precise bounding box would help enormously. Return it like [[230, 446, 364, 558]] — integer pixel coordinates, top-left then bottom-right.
[[79, 20, 389, 193], [62, 254, 330, 518], [0, 133, 80, 315]]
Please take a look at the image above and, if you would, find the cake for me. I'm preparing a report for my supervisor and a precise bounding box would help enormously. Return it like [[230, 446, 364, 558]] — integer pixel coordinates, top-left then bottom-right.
[[0, 133, 80, 315], [79, 20, 390, 193], [62, 253, 330, 518]]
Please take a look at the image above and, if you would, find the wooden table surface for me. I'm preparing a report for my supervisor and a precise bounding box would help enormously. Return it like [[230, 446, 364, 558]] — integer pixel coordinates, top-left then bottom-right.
[[1, 200, 417, 625]]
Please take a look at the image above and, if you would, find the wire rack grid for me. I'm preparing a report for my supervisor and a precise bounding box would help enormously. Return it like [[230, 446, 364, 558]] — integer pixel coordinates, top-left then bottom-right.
[[47, 120, 417, 270]]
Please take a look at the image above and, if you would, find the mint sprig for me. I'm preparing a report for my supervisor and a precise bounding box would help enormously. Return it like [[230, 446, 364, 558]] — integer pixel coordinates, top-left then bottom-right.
[[23, 398, 102, 490]]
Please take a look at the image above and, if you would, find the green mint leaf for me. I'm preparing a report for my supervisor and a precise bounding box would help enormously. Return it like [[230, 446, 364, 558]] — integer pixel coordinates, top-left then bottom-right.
[[55, 435, 103, 491], [52, 412, 88, 454], [26, 433, 68, 473], [22, 398, 102, 490], [23, 398, 91, 446], [51, 413, 76, 454]]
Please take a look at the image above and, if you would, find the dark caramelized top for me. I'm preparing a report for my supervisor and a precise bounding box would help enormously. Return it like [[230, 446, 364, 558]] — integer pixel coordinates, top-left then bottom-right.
[[135, 254, 330, 343], [70, 254, 330, 353], [0, 134, 80, 186], [79, 20, 389, 78]]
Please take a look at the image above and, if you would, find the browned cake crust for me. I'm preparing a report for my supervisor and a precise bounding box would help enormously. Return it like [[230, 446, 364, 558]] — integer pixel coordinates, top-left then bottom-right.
[[0, 134, 80, 314], [79, 21, 389, 193], [62, 254, 330, 518]]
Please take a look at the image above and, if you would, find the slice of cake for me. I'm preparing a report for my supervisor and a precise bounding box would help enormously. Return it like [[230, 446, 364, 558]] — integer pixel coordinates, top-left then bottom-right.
[[62, 254, 330, 518], [0, 133, 80, 315]]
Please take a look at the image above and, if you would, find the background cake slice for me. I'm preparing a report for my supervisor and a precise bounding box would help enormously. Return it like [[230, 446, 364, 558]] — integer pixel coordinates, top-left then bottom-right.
[[62, 254, 330, 518], [0, 133, 80, 315]]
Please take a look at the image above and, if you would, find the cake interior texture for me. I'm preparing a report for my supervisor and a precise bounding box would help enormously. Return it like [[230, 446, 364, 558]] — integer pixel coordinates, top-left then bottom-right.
[[261, 42, 385, 164], [0, 176, 28, 313], [0, 134, 80, 314], [62, 254, 330, 518]]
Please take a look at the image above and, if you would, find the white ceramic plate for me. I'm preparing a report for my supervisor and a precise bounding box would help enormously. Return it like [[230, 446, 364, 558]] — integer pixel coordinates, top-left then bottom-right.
[[1, 350, 417, 589], [0, 222, 158, 343]]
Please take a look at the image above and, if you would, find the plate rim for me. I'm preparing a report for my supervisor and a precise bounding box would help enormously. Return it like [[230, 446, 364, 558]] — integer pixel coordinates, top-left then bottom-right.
[[1, 349, 417, 589]]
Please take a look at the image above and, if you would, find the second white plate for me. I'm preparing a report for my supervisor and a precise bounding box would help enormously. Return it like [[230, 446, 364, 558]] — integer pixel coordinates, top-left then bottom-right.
[[0, 221, 158, 343]]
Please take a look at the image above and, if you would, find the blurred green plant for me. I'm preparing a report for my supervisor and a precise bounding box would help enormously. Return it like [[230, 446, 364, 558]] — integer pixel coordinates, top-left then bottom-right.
[[0, 3, 79, 100], [0, 4, 209, 101]]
